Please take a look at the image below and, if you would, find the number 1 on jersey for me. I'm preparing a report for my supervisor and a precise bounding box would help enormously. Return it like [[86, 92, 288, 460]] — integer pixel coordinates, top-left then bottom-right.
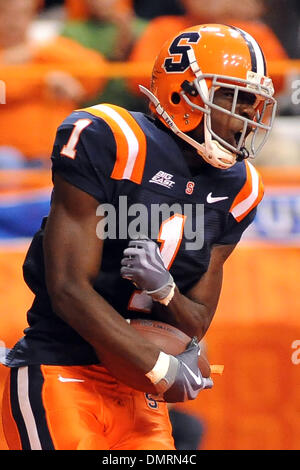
[[158, 214, 186, 270], [61, 118, 92, 159], [128, 214, 186, 312]]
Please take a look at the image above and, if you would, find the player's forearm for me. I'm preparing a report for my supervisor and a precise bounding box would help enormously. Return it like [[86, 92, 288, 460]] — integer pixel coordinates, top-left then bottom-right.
[[154, 245, 235, 339], [170, 287, 213, 339], [152, 287, 212, 340], [152, 267, 223, 340], [49, 280, 159, 393]]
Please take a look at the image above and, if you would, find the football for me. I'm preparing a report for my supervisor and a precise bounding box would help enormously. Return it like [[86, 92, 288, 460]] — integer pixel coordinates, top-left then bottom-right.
[[129, 318, 211, 378]]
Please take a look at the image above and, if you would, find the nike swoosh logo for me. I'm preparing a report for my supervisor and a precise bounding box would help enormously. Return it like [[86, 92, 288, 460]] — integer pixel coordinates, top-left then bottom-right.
[[58, 375, 85, 383], [206, 192, 229, 203], [182, 363, 203, 386]]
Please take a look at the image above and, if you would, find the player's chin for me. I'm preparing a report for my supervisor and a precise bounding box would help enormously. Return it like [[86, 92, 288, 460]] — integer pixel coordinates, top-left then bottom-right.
[[234, 132, 243, 146], [217, 132, 238, 150]]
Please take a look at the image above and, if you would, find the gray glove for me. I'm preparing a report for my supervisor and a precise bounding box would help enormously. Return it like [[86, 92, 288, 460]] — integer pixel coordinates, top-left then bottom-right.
[[121, 238, 175, 304], [153, 338, 213, 403], [157, 338, 213, 403]]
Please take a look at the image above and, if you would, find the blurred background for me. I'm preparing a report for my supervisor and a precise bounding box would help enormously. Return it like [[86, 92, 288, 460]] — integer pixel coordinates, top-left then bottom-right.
[[0, 0, 299, 450]]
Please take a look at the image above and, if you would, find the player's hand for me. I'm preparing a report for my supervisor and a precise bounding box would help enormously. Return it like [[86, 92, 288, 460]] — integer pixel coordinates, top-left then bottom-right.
[[152, 338, 213, 403], [120, 237, 176, 305]]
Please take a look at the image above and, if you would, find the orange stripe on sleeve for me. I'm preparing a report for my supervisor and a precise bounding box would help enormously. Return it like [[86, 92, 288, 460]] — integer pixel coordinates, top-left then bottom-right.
[[230, 161, 264, 222], [108, 104, 147, 184], [244, 169, 264, 217], [82, 104, 147, 184], [230, 160, 252, 212]]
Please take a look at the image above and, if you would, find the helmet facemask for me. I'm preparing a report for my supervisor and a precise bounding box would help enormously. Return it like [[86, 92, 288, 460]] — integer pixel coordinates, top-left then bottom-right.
[[181, 70, 277, 168]]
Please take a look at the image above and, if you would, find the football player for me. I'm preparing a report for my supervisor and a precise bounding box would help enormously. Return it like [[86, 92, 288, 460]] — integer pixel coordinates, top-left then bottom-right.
[[1, 24, 276, 450]]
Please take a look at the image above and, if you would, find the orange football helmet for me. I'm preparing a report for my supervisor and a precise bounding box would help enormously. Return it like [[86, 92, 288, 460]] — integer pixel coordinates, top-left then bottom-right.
[[140, 24, 277, 169]]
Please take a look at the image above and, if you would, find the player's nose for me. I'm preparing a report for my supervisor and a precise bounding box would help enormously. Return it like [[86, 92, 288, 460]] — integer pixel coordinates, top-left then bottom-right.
[[236, 102, 256, 120]]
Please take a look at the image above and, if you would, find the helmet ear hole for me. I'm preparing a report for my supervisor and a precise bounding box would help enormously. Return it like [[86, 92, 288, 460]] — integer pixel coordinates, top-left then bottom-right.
[[171, 92, 181, 104]]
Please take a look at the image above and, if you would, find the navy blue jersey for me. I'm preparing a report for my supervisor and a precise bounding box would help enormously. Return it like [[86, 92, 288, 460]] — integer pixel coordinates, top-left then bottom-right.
[[5, 104, 264, 367]]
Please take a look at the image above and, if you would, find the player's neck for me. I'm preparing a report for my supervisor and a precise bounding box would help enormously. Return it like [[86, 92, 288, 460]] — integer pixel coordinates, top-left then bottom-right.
[[182, 147, 210, 176], [173, 133, 209, 175], [153, 117, 208, 175]]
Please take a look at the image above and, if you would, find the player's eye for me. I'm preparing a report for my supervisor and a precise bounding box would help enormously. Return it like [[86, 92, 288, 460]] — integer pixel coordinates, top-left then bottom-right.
[[218, 89, 234, 100], [237, 91, 257, 106], [224, 90, 234, 97]]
